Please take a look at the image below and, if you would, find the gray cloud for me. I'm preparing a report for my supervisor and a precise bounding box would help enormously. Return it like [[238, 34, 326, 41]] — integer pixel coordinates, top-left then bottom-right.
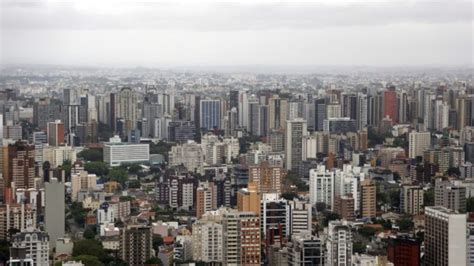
[[1, 1, 472, 31], [1, 0, 472, 67]]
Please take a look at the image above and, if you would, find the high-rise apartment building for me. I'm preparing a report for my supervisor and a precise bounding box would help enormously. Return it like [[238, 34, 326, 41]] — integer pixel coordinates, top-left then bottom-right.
[[285, 118, 307, 171], [360, 180, 376, 218], [196, 181, 217, 219], [4, 141, 35, 201], [309, 165, 334, 210], [192, 211, 224, 263], [120, 225, 153, 266], [400, 185, 424, 215], [408, 131, 431, 159], [434, 178, 466, 213], [287, 231, 326, 266], [327, 220, 352, 266], [222, 211, 261, 265], [248, 161, 283, 194], [70, 170, 97, 201], [424, 206, 467, 265], [237, 182, 260, 215], [47, 120, 65, 146], [117, 87, 138, 133], [11, 229, 49, 265], [261, 193, 289, 244]]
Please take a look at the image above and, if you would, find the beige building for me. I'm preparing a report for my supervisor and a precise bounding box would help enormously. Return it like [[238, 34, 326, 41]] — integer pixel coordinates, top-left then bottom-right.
[[360, 180, 376, 218], [70, 170, 97, 202], [408, 131, 431, 159], [237, 182, 260, 215], [196, 181, 217, 219], [401, 185, 424, 215], [249, 161, 283, 194]]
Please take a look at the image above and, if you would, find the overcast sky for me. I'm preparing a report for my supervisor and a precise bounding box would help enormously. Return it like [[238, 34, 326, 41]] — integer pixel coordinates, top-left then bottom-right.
[[1, 0, 472, 68]]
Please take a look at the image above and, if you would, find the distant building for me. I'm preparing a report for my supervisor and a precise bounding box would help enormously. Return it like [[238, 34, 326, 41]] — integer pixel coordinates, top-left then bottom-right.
[[200, 100, 221, 130], [323, 117, 357, 134], [248, 161, 283, 194], [400, 185, 424, 215]]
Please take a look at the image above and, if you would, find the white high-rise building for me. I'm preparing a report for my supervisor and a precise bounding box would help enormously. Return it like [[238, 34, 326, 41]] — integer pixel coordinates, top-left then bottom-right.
[[309, 165, 335, 210], [424, 206, 467, 266], [327, 220, 352, 266], [408, 131, 431, 159], [11, 229, 49, 265], [334, 165, 362, 211]]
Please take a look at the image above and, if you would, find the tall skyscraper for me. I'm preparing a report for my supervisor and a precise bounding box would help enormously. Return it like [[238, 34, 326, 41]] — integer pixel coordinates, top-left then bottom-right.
[[45, 178, 65, 248], [11, 229, 50, 265], [200, 100, 221, 130], [117, 87, 138, 133], [288, 200, 312, 235], [285, 118, 307, 171], [4, 141, 35, 202], [424, 206, 467, 265], [383, 87, 398, 123]]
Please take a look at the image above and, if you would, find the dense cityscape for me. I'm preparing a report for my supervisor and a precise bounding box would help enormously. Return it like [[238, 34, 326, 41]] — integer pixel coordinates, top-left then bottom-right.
[[0, 65, 471, 265]]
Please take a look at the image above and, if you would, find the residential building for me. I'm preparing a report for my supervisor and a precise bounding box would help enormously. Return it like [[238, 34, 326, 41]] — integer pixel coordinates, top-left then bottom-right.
[[103, 136, 149, 167], [120, 225, 153, 266]]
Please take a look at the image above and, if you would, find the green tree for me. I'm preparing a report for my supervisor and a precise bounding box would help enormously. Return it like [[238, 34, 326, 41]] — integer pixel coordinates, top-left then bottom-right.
[[85, 161, 109, 177], [61, 160, 72, 179], [281, 192, 298, 201], [353, 242, 366, 254], [468, 197, 474, 212], [145, 257, 163, 265], [0, 240, 9, 264], [128, 180, 141, 189], [396, 218, 414, 231], [72, 239, 105, 259], [69, 202, 87, 226], [152, 235, 164, 251], [83, 226, 97, 239], [70, 255, 103, 266], [358, 227, 376, 239], [107, 167, 128, 185], [424, 188, 434, 207], [78, 149, 103, 162], [323, 212, 341, 226]]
